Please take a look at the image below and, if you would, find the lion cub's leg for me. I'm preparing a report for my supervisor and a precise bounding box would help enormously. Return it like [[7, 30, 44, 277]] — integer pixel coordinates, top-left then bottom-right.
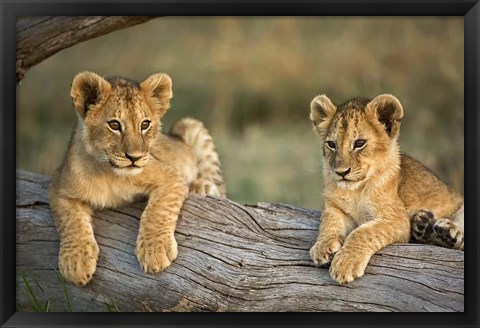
[[135, 175, 188, 273], [310, 207, 354, 267], [410, 206, 464, 250], [49, 194, 99, 286], [170, 118, 226, 198], [329, 207, 410, 284]]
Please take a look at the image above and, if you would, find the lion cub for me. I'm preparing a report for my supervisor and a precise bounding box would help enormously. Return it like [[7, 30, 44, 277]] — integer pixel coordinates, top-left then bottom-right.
[[309, 94, 464, 284], [49, 71, 226, 286]]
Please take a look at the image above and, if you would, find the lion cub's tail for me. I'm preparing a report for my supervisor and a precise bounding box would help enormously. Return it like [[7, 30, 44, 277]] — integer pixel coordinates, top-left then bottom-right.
[[170, 117, 226, 198]]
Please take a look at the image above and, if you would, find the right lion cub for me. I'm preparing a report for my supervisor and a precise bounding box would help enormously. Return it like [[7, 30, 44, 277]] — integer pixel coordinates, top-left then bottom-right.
[[309, 94, 464, 284]]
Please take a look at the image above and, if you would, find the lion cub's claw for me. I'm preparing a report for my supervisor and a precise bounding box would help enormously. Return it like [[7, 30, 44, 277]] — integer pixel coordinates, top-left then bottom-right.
[[59, 238, 99, 286], [136, 233, 178, 273], [310, 239, 342, 267]]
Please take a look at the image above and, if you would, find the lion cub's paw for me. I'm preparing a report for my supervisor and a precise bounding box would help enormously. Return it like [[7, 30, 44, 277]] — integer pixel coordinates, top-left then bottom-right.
[[59, 237, 99, 286], [410, 210, 435, 242], [189, 179, 222, 197], [136, 233, 178, 273], [433, 218, 464, 250], [329, 249, 369, 284], [310, 238, 342, 267], [410, 210, 463, 250]]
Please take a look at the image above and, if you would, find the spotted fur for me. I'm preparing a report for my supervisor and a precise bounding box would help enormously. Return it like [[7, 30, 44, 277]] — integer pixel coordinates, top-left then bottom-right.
[[170, 117, 226, 197], [309, 94, 464, 284], [49, 71, 226, 286]]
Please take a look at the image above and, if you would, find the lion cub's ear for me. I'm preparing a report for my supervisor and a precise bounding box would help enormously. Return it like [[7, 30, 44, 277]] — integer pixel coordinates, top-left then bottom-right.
[[71, 71, 112, 119], [140, 73, 173, 117], [367, 94, 404, 138], [310, 95, 337, 127]]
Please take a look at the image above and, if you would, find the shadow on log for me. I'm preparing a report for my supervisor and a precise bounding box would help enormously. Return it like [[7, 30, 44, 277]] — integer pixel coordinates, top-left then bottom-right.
[[16, 170, 464, 312]]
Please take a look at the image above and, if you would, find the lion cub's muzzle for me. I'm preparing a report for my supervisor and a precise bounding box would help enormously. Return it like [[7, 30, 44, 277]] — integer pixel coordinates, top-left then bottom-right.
[[108, 152, 150, 175], [331, 165, 367, 185]]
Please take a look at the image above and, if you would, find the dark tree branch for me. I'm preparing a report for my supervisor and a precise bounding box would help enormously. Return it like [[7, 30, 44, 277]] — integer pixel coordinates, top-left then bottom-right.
[[16, 16, 157, 83]]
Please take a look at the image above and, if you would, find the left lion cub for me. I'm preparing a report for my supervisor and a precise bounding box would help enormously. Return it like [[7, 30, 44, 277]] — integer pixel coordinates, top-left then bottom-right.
[[49, 71, 226, 286]]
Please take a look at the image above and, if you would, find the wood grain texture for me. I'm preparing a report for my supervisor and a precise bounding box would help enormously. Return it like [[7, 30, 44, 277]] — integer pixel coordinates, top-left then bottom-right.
[[16, 170, 464, 312], [16, 16, 156, 83]]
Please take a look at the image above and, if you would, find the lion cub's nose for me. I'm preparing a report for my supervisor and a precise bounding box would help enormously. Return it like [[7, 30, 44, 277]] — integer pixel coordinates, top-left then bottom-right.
[[125, 153, 142, 163], [335, 168, 351, 178]]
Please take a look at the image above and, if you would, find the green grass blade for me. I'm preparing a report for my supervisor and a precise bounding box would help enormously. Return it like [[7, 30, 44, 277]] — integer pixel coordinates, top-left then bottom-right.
[[18, 271, 42, 312], [44, 300, 51, 312], [56, 270, 73, 312], [31, 274, 45, 294], [105, 299, 120, 312]]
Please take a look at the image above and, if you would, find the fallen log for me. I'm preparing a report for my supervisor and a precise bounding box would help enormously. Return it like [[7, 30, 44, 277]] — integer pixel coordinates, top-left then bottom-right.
[[16, 16, 156, 83], [16, 170, 464, 312]]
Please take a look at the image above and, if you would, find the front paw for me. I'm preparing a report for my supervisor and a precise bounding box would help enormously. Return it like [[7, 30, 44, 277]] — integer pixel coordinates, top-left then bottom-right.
[[329, 249, 369, 284], [59, 237, 99, 286], [310, 238, 342, 267], [136, 233, 178, 273]]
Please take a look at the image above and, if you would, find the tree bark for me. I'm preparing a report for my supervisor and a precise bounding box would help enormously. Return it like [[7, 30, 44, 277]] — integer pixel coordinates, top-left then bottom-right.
[[16, 170, 464, 312], [16, 16, 156, 83]]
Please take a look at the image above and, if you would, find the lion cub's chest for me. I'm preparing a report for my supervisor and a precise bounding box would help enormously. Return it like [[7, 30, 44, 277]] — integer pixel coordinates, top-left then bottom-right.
[[72, 173, 147, 209], [333, 192, 377, 226]]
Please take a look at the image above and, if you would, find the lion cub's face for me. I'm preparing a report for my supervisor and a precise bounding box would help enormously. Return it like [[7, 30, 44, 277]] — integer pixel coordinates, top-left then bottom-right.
[[310, 94, 404, 190], [70, 71, 173, 176]]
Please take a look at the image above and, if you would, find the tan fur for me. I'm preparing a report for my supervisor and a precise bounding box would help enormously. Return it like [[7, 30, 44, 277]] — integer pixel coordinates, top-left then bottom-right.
[[49, 71, 226, 286], [309, 94, 464, 284], [170, 118, 226, 197]]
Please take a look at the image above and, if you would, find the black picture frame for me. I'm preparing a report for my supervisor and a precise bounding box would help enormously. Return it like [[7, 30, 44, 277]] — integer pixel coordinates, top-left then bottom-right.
[[2, 1, 479, 327]]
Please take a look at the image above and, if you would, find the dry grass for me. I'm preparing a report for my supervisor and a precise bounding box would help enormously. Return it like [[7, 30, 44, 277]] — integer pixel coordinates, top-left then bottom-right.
[[17, 17, 464, 208]]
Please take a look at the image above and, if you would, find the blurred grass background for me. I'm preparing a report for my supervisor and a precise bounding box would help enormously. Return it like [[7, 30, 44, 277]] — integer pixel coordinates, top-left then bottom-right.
[[17, 17, 464, 209]]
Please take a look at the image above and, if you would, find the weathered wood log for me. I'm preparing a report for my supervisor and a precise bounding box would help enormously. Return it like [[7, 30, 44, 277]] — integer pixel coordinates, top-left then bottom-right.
[[16, 170, 464, 312], [16, 16, 156, 83]]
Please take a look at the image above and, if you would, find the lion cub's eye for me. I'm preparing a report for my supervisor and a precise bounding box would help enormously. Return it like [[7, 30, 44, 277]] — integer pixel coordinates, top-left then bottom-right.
[[326, 141, 336, 150], [354, 139, 366, 149], [141, 120, 151, 131], [108, 120, 121, 131]]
